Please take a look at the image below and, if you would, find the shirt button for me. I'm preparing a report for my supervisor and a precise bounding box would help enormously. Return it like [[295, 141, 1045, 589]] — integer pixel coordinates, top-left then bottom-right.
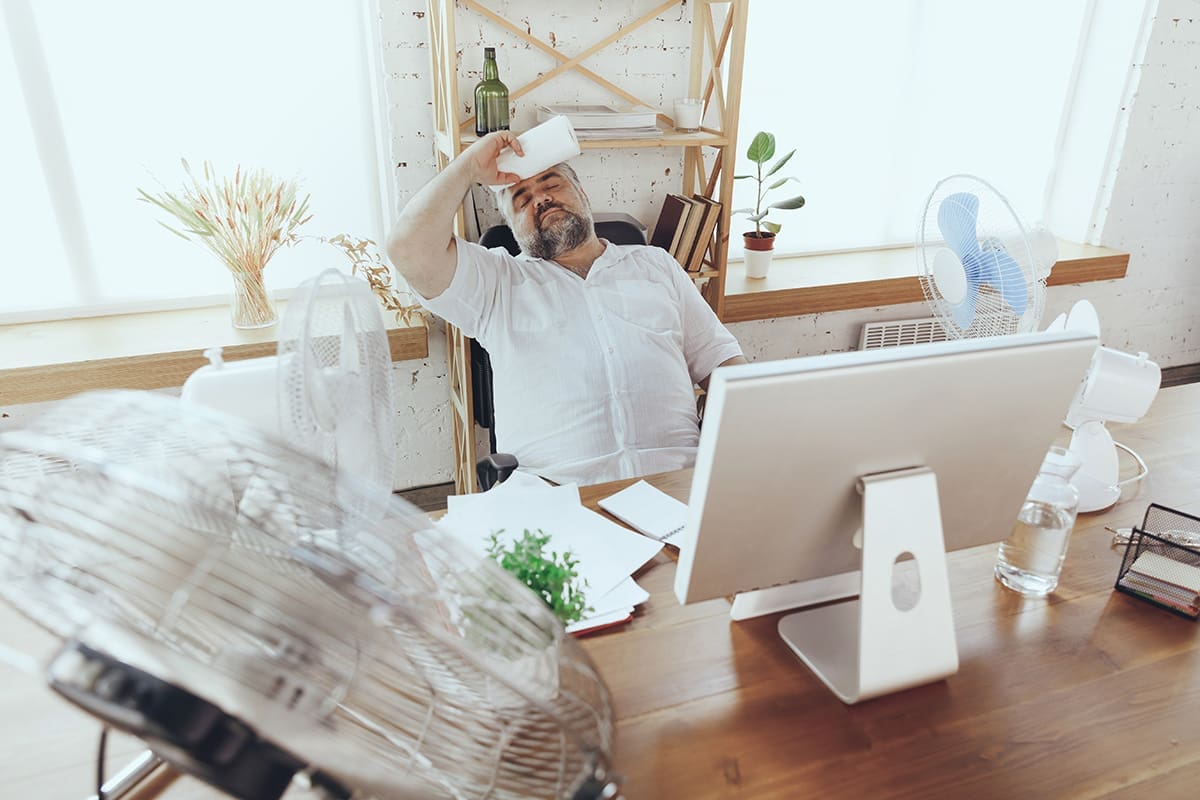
[[596, 313, 604, 320], [608, 347, 614, 354]]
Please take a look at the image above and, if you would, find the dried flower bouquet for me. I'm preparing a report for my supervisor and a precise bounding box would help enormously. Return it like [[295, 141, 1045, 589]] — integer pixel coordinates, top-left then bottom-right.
[[139, 159, 311, 328]]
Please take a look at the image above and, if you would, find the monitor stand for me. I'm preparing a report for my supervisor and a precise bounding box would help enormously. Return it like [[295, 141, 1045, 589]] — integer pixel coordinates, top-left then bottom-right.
[[776, 466, 959, 704]]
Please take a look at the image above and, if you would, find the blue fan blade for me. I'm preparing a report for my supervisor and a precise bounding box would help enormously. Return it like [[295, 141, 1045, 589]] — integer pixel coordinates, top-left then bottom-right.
[[991, 248, 1028, 317], [949, 283, 979, 330], [937, 193, 981, 261], [960, 250, 987, 283]]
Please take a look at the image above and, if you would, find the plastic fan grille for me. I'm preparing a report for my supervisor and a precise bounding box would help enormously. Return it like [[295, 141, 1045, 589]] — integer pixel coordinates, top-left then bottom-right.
[[0, 391, 614, 799], [277, 270, 397, 517], [917, 174, 1046, 339]]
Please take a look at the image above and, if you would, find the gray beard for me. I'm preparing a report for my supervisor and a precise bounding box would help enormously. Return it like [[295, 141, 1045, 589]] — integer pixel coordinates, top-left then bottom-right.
[[517, 208, 592, 260]]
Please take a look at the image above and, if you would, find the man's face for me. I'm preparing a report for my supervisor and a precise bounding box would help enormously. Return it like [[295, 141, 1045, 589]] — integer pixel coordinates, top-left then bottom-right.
[[504, 167, 593, 260]]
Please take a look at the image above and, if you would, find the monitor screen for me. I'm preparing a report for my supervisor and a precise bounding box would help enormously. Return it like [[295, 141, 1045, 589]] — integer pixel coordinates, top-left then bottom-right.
[[674, 330, 1098, 608]]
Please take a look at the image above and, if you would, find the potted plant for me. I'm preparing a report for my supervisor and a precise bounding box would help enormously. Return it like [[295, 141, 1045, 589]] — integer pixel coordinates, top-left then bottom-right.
[[733, 131, 805, 279]]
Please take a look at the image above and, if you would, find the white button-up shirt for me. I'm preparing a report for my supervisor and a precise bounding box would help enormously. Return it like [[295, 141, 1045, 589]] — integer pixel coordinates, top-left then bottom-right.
[[419, 238, 744, 485]]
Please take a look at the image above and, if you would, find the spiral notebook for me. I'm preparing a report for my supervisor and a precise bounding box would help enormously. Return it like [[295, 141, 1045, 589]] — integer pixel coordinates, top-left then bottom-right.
[[598, 480, 688, 546]]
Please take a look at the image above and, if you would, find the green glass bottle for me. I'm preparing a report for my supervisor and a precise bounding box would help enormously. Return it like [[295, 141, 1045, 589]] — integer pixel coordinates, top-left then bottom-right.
[[474, 46, 510, 137]]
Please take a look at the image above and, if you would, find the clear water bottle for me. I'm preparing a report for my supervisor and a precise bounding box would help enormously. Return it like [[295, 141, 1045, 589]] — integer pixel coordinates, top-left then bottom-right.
[[995, 446, 1082, 596]]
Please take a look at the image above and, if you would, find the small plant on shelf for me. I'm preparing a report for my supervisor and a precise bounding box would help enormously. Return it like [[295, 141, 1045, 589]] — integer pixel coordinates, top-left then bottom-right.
[[732, 131, 805, 279]]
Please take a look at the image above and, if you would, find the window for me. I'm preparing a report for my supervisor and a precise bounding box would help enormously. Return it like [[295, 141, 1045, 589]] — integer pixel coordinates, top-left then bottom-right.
[[734, 1, 1094, 257], [1, 1, 388, 322]]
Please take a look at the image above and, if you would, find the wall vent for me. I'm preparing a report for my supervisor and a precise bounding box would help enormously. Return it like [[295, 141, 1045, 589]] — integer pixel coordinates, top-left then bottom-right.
[[859, 317, 950, 350]]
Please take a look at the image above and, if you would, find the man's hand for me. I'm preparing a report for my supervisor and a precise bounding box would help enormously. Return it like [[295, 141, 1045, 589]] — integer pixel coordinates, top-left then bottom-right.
[[464, 131, 524, 187], [386, 131, 524, 300]]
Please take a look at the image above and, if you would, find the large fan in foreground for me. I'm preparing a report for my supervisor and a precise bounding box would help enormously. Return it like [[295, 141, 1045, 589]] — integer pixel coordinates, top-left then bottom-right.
[[0, 391, 616, 800]]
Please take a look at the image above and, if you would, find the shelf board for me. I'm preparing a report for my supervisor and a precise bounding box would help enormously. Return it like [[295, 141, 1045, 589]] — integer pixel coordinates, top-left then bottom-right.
[[720, 240, 1130, 323], [0, 303, 429, 406], [459, 123, 728, 150]]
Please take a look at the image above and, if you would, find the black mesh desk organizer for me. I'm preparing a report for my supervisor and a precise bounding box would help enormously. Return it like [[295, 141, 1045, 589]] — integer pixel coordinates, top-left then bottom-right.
[[1114, 503, 1200, 620]]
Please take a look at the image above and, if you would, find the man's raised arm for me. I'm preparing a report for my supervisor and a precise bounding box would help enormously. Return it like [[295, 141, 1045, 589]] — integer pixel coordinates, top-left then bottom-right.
[[386, 132, 523, 299]]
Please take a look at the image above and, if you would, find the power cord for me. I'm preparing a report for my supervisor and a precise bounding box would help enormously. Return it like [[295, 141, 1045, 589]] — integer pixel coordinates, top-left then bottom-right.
[[96, 726, 109, 800], [1114, 439, 1150, 487]]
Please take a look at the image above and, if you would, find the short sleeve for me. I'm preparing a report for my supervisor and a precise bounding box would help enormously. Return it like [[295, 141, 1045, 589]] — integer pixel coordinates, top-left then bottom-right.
[[416, 236, 512, 338], [660, 252, 743, 384]]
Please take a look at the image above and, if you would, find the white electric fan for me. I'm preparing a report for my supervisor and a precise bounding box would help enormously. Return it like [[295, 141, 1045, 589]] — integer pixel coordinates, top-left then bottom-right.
[[1046, 299, 1161, 512], [182, 268, 396, 516], [918, 174, 1057, 338], [0, 390, 617, 800]]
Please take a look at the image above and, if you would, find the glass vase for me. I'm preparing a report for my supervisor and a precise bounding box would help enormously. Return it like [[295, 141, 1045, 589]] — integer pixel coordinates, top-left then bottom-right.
[[229, 271, 277, 329]]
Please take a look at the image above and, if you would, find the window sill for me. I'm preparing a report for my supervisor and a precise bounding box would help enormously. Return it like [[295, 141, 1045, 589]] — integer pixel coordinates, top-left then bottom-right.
[[0, 303, 429, 406], [720, 240, 1129, 323]]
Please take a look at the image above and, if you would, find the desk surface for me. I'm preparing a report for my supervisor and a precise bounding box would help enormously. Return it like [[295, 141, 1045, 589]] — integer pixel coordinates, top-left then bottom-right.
[[2, 384, 1198, 799]]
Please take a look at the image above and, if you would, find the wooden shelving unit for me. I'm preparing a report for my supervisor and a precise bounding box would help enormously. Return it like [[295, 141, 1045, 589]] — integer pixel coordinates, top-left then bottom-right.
[[426, 0, 749, 493]]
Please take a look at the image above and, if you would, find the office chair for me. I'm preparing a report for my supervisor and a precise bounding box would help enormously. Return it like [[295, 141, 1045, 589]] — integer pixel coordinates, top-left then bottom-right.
[[473, 217, 648, 490]]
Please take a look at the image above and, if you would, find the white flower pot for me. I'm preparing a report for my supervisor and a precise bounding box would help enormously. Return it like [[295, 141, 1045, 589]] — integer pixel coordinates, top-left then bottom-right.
[[744, 247, 774, 279]]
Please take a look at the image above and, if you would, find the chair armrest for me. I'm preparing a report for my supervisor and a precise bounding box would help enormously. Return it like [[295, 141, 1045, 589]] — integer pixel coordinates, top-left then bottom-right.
[[476, 452, 519, 491]]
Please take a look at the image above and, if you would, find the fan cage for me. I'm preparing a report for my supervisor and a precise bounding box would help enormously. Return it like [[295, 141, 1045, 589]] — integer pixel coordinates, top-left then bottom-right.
[[0, 391, 614, 800], [916, 174, 1047, 339], [277, 269, 398, 521]]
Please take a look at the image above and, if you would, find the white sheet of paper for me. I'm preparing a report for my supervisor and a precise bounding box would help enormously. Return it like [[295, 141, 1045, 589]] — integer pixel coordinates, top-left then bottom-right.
[[587, 576, 649, 617], [566, 608, 633, 635], [439, 483, 662, 600]]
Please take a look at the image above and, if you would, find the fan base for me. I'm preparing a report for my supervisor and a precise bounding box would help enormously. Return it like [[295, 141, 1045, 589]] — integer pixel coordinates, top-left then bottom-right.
[[47, 640, 349, 800]]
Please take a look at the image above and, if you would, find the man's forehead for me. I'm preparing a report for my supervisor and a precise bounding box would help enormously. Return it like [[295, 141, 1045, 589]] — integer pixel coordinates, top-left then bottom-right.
[[505, 168, 567, 201]]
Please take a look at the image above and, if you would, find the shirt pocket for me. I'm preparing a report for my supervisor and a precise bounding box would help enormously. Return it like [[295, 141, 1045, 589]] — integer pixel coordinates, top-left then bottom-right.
[[614, 278, 677, 333], [509, 280, 566, 333]]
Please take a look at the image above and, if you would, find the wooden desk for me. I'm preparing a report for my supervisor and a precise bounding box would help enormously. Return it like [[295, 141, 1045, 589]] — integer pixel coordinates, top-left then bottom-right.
[[2, 384, 1198, 799], [580, 382, 1200, 799]]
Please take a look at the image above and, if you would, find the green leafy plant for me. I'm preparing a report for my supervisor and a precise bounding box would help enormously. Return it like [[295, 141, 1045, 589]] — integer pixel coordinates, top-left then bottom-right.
[[487, 529, 590, 625], [733, 131, 806, 237]]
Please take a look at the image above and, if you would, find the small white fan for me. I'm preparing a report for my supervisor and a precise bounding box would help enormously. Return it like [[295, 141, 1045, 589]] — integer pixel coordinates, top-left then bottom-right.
[[277, 269, 397, 515], [0, 391, 617, 800], [1046, 300, 1161, 512], [183, 269, 396, 514], [918, 175, 1057, 338]]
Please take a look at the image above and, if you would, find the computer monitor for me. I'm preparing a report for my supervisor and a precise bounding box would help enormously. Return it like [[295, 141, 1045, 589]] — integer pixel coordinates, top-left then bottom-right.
[[674, 330, 1098, 703]]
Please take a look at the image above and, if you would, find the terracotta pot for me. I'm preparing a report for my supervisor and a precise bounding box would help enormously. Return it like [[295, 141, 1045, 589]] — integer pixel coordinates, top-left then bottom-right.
[[743, 231, 776, 279]]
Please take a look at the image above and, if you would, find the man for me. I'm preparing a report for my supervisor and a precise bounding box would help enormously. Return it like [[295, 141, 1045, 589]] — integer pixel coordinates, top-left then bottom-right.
[[387, 131, 745, 485]]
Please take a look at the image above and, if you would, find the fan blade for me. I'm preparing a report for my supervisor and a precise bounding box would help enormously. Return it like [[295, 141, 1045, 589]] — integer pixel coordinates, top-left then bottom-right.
[[949, 285, 979, 331], [340, 301, 362, 377], [990, 248, 1028, 317], [937, 193, 982, 261]]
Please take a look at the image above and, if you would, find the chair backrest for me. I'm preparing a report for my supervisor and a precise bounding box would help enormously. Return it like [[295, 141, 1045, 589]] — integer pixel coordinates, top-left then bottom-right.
[[471, 219, 647, 443]]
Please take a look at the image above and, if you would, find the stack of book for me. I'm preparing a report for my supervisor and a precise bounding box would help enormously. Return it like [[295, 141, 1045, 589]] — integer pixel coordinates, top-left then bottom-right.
[[649, 193, 722, 272], [536, 103, 662, 140]]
